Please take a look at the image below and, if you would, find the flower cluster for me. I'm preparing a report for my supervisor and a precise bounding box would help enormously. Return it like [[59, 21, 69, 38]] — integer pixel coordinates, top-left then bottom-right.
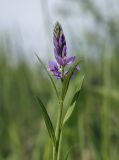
[[48, 22, 80, 79]]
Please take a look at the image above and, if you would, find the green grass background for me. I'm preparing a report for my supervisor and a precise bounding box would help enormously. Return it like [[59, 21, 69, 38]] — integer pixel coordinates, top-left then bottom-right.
[[0, 45, 118, 160]]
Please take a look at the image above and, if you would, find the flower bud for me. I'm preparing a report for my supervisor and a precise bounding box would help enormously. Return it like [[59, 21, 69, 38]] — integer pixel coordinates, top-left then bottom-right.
[[53, 22, 66, 57]]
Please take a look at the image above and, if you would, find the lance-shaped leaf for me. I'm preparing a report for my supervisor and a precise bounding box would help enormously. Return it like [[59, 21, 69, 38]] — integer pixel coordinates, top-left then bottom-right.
[[61, 60, 81, 100], [63, 103, 76, 126], [35, 53, 59, 99], [36, 96, 56, 146], [71, 75, 85, 105], [63, 75, 85, 126]]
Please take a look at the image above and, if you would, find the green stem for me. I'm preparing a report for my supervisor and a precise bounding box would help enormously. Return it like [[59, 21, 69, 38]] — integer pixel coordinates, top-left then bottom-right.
[[53, 87, 64, 160], [55, 100, 63, 159], [57, 132, 62, 160], [53, 146, 56, 160], [53, 66, 64, 160]]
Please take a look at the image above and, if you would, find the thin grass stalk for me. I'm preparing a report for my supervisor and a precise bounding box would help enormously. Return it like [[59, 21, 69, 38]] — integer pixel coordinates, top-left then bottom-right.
[[101, 46, 111, 160], [53, 67, 64, 160]]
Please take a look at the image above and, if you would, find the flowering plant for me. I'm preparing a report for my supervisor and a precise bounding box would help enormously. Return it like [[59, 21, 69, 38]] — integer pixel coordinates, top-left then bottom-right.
[[36, 22, 84, 160], [48, 22, 80, 80]]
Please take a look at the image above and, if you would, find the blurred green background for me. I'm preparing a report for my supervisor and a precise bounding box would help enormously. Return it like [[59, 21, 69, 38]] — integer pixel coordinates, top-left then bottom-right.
[[0, 0, 119, 160]]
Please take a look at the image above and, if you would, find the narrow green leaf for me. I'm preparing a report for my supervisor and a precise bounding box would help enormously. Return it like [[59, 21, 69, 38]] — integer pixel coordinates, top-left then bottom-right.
[[36, 96, 56, 146], [71, 75, 85, 105], [63, 75, 85, 126], [63, 103, 76, 126], [35, 53, 59, 99], [61, 60, 81, 100]]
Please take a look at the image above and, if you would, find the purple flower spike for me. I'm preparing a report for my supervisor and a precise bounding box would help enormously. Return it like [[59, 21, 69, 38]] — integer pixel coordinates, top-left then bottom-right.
[[48, 22, 80, 79]]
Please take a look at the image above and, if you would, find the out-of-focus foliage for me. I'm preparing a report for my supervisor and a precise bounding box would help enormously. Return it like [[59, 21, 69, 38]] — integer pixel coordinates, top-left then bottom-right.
[[0, 41, 119, 160]]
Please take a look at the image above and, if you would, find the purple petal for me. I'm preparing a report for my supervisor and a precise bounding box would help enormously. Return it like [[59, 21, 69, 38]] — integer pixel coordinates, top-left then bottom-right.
[[54, 48, 61, 58], [56, 56, 64, 66], [54, 49, 64, 66], [59, 35, 62, 48], [48, 60, 58, 71], [48, 60, 57, 68], [55, 74, 62, 79], [52, 70, 61, 76], [64, 56, 75, 66], [54, 48, 58, 58], [48, 60, 63, 79], [53, 71, 62, 79], [62, 45, 67, 57], [49, 60, 57, 66], [59, 34, 66, 47]]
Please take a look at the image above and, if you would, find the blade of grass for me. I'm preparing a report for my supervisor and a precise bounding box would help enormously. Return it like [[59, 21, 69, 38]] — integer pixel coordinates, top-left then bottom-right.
[[36, 96, 56, 146], [35, 53, 59, 99]]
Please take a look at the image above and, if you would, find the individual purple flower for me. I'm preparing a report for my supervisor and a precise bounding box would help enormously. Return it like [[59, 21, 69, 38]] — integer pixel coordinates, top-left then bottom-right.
[[48, 22, 80, 79], [48, 61, 61, 78]]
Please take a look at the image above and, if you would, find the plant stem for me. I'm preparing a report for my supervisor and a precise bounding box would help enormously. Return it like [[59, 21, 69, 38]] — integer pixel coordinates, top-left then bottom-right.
[[57, 131, 62, 160], [53, 66, 64, 160], [53, 87, 64, 160]]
